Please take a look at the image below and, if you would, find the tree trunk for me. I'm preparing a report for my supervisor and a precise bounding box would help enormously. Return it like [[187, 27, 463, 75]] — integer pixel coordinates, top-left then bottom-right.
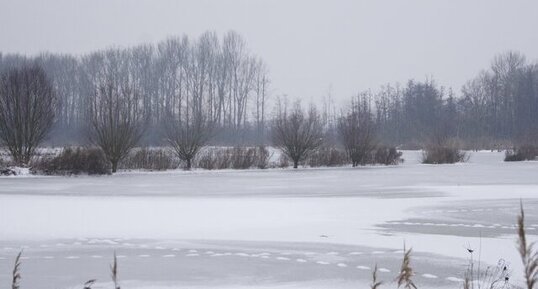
[[186, 158, 192, 170], [111, 161, 118, 173], [293, 160, 298, 169]]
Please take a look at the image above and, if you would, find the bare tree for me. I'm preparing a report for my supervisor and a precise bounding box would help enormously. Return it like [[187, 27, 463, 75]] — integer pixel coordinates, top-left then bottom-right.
[[271, 102, 323, 168], [338, 94, 377, 166], [0, 63, 56, 165], [160, 35, 216, 170], [88, 51, 144, 173], [164, 113, 212, 170], [254, 60, 270, 142]]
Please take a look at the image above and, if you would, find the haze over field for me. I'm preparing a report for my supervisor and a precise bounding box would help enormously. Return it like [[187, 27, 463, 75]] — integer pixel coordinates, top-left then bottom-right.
[[2, 0, 538, 102]]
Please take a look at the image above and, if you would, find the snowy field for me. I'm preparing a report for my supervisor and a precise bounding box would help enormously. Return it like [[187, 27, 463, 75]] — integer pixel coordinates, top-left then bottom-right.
[[0, 151, 537, 289]]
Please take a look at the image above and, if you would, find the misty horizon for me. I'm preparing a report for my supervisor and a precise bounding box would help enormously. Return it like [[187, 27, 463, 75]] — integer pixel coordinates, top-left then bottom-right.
[[2, 0, 538, 103]]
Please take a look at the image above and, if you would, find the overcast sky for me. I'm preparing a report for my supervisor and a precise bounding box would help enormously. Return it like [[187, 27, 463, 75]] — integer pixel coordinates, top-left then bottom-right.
[[1, 0, 538, 104]]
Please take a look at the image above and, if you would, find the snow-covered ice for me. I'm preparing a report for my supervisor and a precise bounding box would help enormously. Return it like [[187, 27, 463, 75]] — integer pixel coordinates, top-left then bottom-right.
[[0, 150, 537, 289]]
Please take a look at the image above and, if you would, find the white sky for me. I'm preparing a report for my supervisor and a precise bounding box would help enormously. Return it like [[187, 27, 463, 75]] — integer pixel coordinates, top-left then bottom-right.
[[1, 0, 538, 104]]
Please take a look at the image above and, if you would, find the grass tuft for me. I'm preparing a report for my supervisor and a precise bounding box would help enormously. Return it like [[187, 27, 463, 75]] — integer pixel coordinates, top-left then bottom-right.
[[370, 264, 383, 289], [12, 251, 22, 289], [518, 202, 538, 289], [396, 245, 417, 289], [111, 252, 120, 289], [83, 279, 96, 289]]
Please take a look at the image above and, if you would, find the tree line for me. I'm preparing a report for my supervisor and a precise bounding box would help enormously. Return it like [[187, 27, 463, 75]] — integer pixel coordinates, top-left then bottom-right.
[[0, 31, 270, 146], [370, 51, 538, 149], [1, 31, 537, 170]]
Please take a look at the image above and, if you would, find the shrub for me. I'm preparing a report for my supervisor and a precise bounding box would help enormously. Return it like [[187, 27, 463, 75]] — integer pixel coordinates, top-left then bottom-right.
[[256, 146, 272, 169], [230, 147, 258, 169], [505, 145, 538, 162], [422, 142, 468, 164], [374, 146, 403, 165], [277, 153, 290, 168], [196, 149, 231, 170], [119, 148, 179, 171], [307, 147, 349, 167], [195, 147, 272, 170], [31, 147, 110, 175]]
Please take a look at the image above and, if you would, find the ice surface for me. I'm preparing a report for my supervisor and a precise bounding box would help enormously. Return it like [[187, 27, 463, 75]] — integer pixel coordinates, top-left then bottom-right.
[[0, 151, 536, 288]]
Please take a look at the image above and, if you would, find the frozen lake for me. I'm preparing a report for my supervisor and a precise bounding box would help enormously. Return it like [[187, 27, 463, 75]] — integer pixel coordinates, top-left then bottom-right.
[[0, 151, 537, 289]]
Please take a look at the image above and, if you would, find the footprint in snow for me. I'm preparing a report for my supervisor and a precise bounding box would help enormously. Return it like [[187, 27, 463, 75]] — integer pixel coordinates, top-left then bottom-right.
[[276, 257, 290, 261], [186, 253, 199, 257], [337, 263, 348, 267], [316, 261, 330, 265], [349, 252, 363, 255], [162, 254, 175, 258], [296, 259, 307, 263], [378, 268, 391, 273], [446, 277, 464, 282], [357, 265, 370, 270], [422, 273, 438, 279]]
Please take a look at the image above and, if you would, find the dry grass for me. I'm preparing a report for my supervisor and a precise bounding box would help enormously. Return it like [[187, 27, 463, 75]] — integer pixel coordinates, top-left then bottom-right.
[[518, 202, 538, 289], [11, 251, 22, 289], [111, 252, 120, 289], [371, 264, 383, 289], [396, 245, 417, 289], [83, 279, 96, 289]]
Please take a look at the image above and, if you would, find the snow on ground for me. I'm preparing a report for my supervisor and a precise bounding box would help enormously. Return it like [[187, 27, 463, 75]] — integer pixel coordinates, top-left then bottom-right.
[[0, 151, 536, 288]]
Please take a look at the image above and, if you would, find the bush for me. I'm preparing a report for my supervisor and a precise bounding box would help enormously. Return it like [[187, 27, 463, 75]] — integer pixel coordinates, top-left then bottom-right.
[[504, 145, 538, 161], [422, 143, 468, 164], [374, 146, 404, 165], [195, 146, 272, 170], [307, 147, 349, 167], [31, 147, 110, 175], [277, 153, 290, 168], [256, 146, 272, 169], [119, 148, 179, 170]]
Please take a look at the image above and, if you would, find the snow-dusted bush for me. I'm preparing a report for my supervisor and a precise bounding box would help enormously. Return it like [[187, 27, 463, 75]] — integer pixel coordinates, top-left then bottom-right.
[[31, 147, 110, 175], [422, 141, 468, 164], [119, 148, 179, 171], [504, 145, 538, 162], [374, 146, 404, 165], [195, 146, 272, 170], [277, 153, 290, 168], [306, 147, 349, 167]]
